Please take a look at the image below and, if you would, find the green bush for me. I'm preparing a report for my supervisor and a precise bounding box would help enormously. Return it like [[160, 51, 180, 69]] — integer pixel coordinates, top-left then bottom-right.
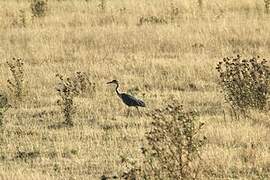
[[216, 55, 270, 114]]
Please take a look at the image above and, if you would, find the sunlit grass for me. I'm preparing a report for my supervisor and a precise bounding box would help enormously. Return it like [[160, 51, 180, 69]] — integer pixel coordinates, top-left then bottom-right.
[[0, 0, 269, 179]]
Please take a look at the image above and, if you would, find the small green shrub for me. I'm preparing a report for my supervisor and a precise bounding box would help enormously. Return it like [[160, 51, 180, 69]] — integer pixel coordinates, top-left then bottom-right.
[[216, 55, 270, 114], [56, 72, 93, 126], [30, 0, 48, 17], [117, 102, 206, 179], [7, 58, 24, 102]]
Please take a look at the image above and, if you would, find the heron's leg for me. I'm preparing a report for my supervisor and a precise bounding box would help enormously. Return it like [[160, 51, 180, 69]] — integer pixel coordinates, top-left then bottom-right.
[[126, 108, 131, 117], [136, 107, 141, 117]]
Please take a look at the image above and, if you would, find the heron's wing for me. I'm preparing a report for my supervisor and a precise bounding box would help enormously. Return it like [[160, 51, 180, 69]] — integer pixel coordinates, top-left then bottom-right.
[[121, 93, 146, 107]]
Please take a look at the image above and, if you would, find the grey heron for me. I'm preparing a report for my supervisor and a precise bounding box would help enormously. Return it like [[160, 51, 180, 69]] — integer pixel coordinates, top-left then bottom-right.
[[107, 80, 145, 115]]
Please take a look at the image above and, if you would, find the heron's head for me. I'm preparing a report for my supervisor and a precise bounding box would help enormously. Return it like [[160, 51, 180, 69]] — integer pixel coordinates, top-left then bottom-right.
[[107, 79, 119, 85]]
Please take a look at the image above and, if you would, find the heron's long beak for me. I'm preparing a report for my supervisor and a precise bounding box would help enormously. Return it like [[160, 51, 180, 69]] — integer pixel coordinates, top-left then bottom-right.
[[106, 81, 113, 84]]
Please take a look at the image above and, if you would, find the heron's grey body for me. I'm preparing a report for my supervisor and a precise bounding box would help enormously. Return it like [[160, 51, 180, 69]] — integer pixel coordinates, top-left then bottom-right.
[[107, 80, 145, 108], [118, 93, 145, 107]]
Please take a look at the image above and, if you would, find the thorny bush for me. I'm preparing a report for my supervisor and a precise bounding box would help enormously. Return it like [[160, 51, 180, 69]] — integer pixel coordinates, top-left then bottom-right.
[[216, 55, 270, 114], [0, 93, 10, 127], [56, 72, 94, 126], [116, 102, 206, 180], [30, 0, 48, 17], [7, 58, 24, 102], [265, 0, 270, 13], [137, 16, 168, 26]]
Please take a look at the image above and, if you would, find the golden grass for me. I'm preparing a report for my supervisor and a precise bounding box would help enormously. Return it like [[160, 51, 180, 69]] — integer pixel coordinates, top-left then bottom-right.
[[0, 0, 269, 179]]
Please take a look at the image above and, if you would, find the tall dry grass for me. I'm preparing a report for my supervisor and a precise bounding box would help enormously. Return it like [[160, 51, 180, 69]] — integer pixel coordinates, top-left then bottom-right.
[[0, 0, 269, 179]]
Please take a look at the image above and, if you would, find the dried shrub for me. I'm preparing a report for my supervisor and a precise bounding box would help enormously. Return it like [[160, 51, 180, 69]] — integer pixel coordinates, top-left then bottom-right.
[[15, 149, 40, 162], [137, 16, 168, 26], [0, 93, 10, 127], [265, 0, 270, 13], [168, 3, 180, 22], [118, 102, 206, 179], [56, 72, 94, 126], [19, 10, 27, 27], [98, 14, 116, 26], [97, 0, 106, 13], [71, 72, 95, 97], [216, 55, 270, 115], [7, 58, 24, 102], [30, 0, 48, 18], [198, 0, 203, 10], [11, 10, 27, 28]]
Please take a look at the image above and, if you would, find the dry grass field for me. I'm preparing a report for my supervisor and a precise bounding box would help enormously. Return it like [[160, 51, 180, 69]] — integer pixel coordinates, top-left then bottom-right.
[[0, 0, 270, 179]]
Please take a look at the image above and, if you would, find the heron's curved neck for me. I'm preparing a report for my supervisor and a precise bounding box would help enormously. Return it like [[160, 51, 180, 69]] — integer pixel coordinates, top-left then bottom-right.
[[115, 83, 120, 96]]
